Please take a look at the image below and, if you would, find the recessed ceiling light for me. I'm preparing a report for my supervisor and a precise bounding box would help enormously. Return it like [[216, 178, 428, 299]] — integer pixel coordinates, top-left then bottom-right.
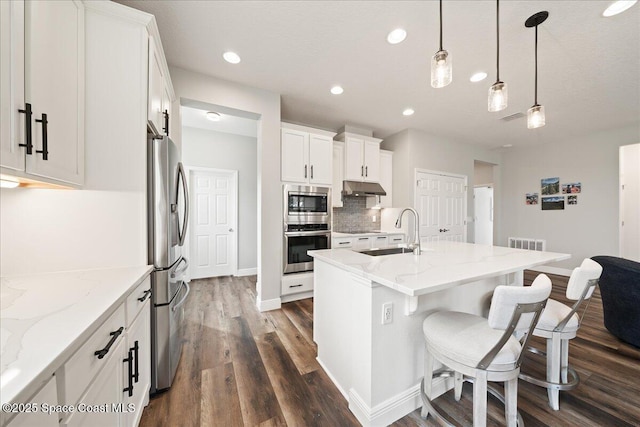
[[206, 111, 221, 121], [502, 144, 513, 148], [470, 72, 488, 82], [223, 51, 241, 64], [387, 28, 407, 44], [402, 108, 415, 116], [603, 0, 637, 16], [330, 86, 344, 95]]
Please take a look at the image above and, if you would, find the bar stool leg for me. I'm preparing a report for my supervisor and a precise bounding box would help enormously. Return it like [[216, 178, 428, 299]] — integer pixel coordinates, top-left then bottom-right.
[[473, 370, 488, 427], [421, 349, 434, 418], [504, 377, 518, 427], [560, 339, 570, 383], [546, 334, 561, 410], [454, 371, 463, 401]]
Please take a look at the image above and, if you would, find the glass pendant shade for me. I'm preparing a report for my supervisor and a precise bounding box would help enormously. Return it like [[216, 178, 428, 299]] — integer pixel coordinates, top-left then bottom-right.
[[488, 81, 507, 112], [431, 50, 452, 88], [527, 104, 545, 128]]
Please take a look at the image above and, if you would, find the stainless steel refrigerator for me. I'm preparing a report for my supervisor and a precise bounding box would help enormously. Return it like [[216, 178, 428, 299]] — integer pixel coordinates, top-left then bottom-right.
[[147, 134, 190, 394]]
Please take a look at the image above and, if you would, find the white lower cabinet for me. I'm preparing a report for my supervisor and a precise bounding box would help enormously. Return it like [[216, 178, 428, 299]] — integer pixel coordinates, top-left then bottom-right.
[[6, 377, 58, 427], [332, 233, 406, 250], [62, 339, 125, 427], [57, 278, 151, 427]]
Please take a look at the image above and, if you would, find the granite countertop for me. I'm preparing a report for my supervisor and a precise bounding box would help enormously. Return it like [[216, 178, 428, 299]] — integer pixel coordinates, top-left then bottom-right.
[[0, 265, 153, 406], [309, 241, 570, 296]]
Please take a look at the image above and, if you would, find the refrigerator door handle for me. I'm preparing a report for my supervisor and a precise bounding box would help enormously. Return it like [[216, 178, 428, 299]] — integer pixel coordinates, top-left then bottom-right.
[[171, 257, 189, 278], [172, 281, 190, 312], [176, 162, 189, 246]]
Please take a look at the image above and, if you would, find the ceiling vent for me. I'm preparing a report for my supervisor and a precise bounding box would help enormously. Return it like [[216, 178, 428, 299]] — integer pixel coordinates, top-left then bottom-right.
[[500, 112, 525, 122]]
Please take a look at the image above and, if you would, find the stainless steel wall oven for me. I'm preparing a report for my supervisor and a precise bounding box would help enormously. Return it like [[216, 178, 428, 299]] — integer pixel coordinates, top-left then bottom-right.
[[283, 185, 331, 273]]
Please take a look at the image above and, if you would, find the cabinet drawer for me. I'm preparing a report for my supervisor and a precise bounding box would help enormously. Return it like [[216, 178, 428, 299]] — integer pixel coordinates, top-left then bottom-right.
[[333, 238, 354, 248], [281, 274, 314, 295], [59, 304, 126, 406], [371, 235, 388, 248], [126, 276, 151, 326]]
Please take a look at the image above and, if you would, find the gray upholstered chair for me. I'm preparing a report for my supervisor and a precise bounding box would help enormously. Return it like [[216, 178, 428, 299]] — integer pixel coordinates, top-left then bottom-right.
[[519, 258, 602, 411], [420, 274, 552, 427], [591, 255, 640, 348]]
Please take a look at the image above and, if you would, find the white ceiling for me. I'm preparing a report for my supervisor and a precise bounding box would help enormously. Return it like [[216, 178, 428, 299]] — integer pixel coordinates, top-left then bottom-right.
[[181, 106, 258, 138], [117, 0, 639, 148]]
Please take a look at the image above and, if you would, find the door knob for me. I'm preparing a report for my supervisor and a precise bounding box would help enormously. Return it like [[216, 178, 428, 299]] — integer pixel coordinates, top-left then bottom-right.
[[229, 228, 234, 232], [439, 228, 450, 233]]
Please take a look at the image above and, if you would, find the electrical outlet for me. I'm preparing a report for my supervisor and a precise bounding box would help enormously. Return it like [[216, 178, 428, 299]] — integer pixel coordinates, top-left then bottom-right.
[[372, 215, 377, 222], [382, 302, 393, 324]]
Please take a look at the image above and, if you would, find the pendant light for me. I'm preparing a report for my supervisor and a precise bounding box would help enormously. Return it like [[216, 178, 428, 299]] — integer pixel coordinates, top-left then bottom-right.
[[488, 0, 507, 111], [431, 0, 452, 88], [525, 11, 549, 129]]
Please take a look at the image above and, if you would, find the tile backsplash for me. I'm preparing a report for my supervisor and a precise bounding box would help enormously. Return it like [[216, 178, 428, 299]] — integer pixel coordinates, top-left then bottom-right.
[[332, 196, 380, 232]]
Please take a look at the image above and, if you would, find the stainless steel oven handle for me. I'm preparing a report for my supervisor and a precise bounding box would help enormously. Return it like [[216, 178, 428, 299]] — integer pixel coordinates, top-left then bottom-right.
[[172, 281, 190, 312], [284, 231, 331, 237]]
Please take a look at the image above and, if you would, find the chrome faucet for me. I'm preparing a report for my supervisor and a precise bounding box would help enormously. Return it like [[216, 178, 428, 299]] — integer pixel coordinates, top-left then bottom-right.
[[395, 208, 421, 255]]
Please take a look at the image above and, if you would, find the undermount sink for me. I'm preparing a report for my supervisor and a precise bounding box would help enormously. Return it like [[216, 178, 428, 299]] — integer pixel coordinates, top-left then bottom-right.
[[357, 247, 413, 256]]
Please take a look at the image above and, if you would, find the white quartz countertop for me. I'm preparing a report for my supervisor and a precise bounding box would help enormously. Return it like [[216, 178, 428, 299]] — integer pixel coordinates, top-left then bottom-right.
[[332, 231, 404, 238], [309, 241, 570, 296], [0, 265, 153, 405]]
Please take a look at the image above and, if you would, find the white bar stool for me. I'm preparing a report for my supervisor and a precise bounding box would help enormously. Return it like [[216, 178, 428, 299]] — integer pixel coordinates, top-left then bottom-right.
[[519, 258, 602, 410], [420, 274, 552, 427]]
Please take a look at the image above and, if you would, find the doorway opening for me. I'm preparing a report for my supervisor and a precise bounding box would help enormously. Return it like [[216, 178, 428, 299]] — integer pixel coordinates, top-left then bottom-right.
[[473, 161, 496, 245], [180, 100, 259, 280]]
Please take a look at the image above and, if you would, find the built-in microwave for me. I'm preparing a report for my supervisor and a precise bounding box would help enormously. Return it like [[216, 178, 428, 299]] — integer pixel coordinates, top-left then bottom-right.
[[283, 184, 331, 226]]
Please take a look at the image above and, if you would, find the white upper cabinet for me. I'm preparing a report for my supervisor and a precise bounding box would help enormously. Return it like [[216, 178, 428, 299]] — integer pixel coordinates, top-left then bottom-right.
[[148, 36, 165, 135], [332, 141, 344, 207], [148, 35, 172, 137], [281, 123, 335, 186], [367, 149, 393, 208], [337, 132, 382, 183], [1, 0, 84, 186]]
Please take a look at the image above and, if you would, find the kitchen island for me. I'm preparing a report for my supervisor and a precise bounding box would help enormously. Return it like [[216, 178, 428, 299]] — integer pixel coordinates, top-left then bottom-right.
[[309, 241, 569, 426]]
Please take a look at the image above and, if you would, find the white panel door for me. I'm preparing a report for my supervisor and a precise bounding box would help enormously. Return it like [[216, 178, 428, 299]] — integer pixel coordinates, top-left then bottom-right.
[[190, 169, 237, 279], [620, 143, 640, 262], [416, 171, 467, 244], [474, 186, 494, 245]]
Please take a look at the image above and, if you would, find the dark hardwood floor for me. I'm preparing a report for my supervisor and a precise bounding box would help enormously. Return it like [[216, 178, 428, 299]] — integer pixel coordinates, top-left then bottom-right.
[[139, 272, 640, 427]]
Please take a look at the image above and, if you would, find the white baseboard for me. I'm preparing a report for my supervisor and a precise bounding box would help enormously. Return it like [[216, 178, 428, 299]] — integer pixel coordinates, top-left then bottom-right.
[[257, 297, 281, 312], [348, 377, 451, 426], [281, 290, 313, 303], [529, 265, 572, 277], [235, 267, 257, 277]]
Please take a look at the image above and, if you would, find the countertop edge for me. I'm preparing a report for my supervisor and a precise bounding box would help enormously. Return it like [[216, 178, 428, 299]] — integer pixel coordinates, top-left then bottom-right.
[[0, 265, 153, 407]]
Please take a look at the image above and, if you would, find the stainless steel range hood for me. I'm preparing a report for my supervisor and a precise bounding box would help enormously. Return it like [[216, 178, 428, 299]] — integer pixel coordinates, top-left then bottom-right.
[[342, 180, 387, 197]]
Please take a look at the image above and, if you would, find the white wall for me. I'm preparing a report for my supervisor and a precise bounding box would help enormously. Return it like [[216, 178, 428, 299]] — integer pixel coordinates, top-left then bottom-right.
[[499, 125, 638, 269], [168, 67, 282, 310], [0, 9, 148, 276], [182, 126, 258, 270], [382, 128, 502, 243]]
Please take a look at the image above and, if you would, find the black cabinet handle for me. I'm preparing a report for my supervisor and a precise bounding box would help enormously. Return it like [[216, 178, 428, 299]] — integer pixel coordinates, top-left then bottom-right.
[[35, 113, 48, 160], [338, 242, 350, 245], [123, 348, 134, 397], [137, 289, 151, 302], [18, 103, 33, 155], [304, 165, 307, 178], [365, 166, 368, 177], [133, 340, 140, 383], [162, 109, 169, 135], [310, 165, 314, 179], [94, 326, 124, 359], [289, 284, 303, 288], [361, 165, 364, 177]]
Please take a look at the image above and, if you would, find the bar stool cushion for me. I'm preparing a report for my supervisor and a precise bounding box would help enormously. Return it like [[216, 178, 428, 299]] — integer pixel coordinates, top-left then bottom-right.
[[534, 299, 579, 333], [423, 311, 522, 372]]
